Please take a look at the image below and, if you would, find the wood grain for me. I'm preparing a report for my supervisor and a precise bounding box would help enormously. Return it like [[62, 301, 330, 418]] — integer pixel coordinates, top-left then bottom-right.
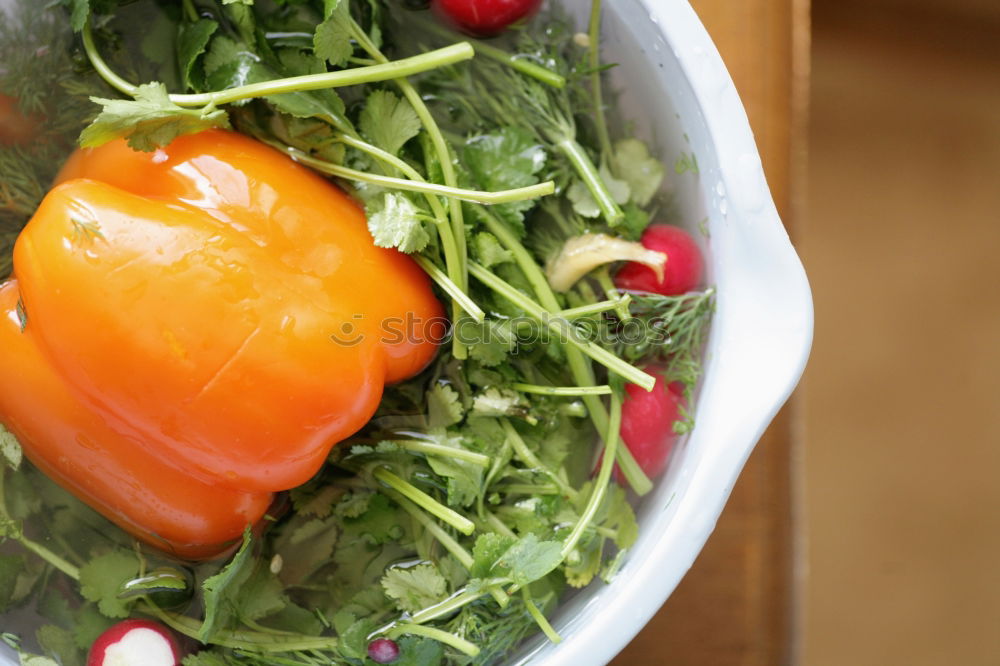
[[611, 1, 809, 664]]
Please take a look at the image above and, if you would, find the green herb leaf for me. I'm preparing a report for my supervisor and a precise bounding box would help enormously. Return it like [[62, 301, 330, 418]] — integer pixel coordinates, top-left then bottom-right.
[[471, 533, 562, 586], [464, 128, 547, 231], [78, 550, 140, 618], [79, 83, 231, 152], [366, 191, 430, 253], [611, 138, 664, 207], [426, 384, 464, 428], [0, 554, 27, 612], [394, 635, 445, 666], [35, 625, 79, 666], [177, 19, 219, 91], [472, 232, 514, 268], [314, 1, 353, 67], [382, 563, 448, 613], [0, 424, 22, 470], [359, 90, 423, 157], [199, 527, 254, 641]]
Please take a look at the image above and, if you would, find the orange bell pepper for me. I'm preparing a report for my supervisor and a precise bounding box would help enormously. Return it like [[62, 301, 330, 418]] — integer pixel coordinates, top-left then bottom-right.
[[0, 130, 442, 558]]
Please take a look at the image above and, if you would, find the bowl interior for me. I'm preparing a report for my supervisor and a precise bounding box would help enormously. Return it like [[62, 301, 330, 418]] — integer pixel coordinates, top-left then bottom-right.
[[504, 0, 812, 664]]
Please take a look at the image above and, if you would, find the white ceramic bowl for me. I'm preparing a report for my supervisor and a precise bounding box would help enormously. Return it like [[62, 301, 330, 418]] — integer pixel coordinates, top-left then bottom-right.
[[0, 0, 811, 662], [503, 0, 813, 663]]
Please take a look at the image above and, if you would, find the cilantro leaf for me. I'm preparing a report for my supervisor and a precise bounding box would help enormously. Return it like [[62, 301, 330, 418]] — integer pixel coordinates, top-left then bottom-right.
[[199, 528, 254, 641], [366, 191, 430, 253], [463, 128, 547, 231], [472, 232, 514, 269], [381, 563, 448, 613], [424, 436, 483, 507], [35, 625, 79, 666], [612, 138, 665, 207], [1, 424, 22, 470], [79, 83, 230, 152], [314, 0, 353, 67], [426, 383, 463, 428], [177, 19, 219, 91], [472, 387, 523, 417], [0, 553, 26, 612], [359, 90, 422, 157], [394, 636, 445, 666], [471, 533, 562, 586], [78, 550, 140, 618]]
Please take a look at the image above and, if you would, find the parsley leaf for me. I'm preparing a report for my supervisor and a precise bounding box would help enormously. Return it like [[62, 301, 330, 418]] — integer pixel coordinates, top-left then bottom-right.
[[79, 83, 231, 152], [381, 563, 448, 613], [472, 231, 514, 268]]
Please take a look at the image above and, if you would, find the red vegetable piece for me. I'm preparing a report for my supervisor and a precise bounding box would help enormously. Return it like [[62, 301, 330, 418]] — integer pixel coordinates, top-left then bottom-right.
[[431, 0, 543, 37], [616, 374, 685, 482], [368, 638, 401, 664], [87, 620, 180, 666], [614, 224, 704, 296]]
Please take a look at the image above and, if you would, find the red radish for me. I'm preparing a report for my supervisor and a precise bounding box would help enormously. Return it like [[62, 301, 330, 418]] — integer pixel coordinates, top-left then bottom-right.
[[368, 638, 401, 663], [614, 225, 703, 295], [431, 0, 543, 37], [612, 374, 685, 482], [87, 619, 180, 666]]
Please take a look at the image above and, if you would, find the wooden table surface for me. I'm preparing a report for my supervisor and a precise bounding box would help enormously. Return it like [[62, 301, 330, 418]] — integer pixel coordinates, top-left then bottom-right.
[[612, 2, 809, 664]]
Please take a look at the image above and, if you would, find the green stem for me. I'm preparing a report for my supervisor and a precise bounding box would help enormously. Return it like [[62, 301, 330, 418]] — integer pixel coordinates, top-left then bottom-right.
[[560, 294, 630, 319], [389, 438, 491, 466], [182, 0, 199, 23], [500, 419, 577, 500], [409, 588, 484, 624], [556, 138, 623, 227], [83, 21, 474, 107], [388, 623, 480, 657], [595, 267, 632, 321], [411, 13, 566, 88], [347, 19, 470, 360], [498, 483, 560, 495], [412, 256, 485, 323], [588, 0, 614, 159], [476, 209, 652, 495], [287, 146, 554, 204], [143, 603, 339, 651], [512, 383, 612, 397], [326, 135, 466, 325], [473, 40, 566, 89], [468, 262, 655, 390], [383, 490, 474, 568], [0, 473, 81, 581], [522, 588, 562, 644], [561, 392, 622, 559], [373, 468, 475, 535]]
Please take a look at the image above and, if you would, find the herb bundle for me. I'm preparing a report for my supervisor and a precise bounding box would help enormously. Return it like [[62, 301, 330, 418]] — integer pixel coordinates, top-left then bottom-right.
[[0, 0, 714, 664]]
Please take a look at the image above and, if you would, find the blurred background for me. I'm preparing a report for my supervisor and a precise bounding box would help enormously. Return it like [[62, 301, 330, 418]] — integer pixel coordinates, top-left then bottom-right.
[[804, 0, 1000, 663], [619, 0, 1000, 663]]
